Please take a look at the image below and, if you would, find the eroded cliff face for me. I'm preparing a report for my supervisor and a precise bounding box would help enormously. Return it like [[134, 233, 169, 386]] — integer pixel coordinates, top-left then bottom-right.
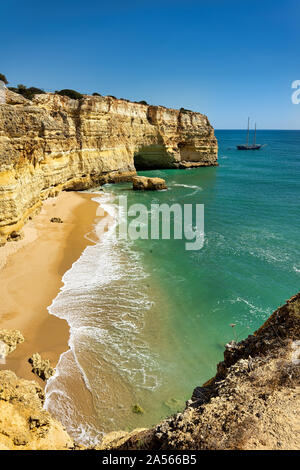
[[0, 90, 217, 244]]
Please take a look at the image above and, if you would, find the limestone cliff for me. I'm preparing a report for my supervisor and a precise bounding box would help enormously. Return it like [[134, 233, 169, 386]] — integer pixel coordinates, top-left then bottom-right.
[[0, 90, 217, 244]]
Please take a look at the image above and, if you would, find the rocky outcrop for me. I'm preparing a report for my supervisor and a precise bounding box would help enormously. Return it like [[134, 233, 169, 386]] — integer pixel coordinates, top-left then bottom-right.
[[0, 370, 73, 449], [0, 90, 217, 244], [99, 293, 300, 450], [0, 329, 24, 360], [28, 353, 55, 381], [132, 176, 167, 191]]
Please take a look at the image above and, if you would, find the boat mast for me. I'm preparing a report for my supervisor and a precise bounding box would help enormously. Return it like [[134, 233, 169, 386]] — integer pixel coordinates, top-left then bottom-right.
[[246, 117, 250, 146], [253, 122, 256, 145]]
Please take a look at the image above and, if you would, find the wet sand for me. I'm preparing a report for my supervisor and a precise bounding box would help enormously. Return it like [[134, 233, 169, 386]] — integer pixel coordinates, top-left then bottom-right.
[[0, 191, 99, 386]]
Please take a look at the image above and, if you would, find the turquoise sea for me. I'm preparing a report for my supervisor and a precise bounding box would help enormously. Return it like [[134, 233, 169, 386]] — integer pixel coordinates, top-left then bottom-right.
[[45, 130, 300, 445]]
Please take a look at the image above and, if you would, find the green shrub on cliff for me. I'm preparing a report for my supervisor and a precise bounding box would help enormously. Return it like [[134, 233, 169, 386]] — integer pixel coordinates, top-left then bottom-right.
[[55, 89, 83, 100], [0, 73, 8, 84], [92, 92, 101, 96], [180, 107, 193, 113], [133, 100, 149, 105], [8, 84, 45, 100]]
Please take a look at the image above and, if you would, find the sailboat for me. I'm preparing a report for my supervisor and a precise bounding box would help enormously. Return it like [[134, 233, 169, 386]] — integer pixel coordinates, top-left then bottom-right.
[[237, 118, 262, 150]]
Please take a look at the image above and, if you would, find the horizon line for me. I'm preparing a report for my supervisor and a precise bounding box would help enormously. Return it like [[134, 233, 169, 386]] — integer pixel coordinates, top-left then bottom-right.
[[215, 128, 300, 131]]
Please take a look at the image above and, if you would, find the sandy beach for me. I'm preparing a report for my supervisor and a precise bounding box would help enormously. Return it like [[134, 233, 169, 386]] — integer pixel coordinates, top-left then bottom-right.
[[0, 191, 99, 386]]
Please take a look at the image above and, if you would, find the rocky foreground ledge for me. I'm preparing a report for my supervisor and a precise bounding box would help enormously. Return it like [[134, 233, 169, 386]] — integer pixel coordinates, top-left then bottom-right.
[[0, 293, 299, 450], [0, 90, 217, 245], [0, 370, 74, 450]]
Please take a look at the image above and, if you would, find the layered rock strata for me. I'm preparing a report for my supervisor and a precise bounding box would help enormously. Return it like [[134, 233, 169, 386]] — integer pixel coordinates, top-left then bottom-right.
[[0, 90, 217, 244]]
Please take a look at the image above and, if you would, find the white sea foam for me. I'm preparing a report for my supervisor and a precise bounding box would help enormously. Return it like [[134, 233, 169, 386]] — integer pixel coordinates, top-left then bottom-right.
[[225, 296, 272, 327], [172, 183, 203, 197], [173, 183, 202, 190], [45, 190, 160, 445]]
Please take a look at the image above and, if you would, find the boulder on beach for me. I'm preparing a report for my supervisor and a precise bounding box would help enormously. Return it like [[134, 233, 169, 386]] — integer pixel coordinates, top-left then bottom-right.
[[0, 329, 24, 359], [132, 176, 167, 191], [28, 353, 55, 381], [7, 231, 23, 242], [50, 217, 63, 223]]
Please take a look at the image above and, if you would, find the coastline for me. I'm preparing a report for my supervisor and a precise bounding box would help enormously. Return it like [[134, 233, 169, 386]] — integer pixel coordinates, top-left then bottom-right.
[[0, 191, 99, 386]]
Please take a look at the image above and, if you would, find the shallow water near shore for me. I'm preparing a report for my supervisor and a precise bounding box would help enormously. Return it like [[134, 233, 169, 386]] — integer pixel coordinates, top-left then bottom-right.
[[45, 130, 300, 445]]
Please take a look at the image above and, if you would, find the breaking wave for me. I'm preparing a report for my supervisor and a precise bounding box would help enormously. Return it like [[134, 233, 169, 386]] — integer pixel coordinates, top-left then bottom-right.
[[45, 191, 160, 446]]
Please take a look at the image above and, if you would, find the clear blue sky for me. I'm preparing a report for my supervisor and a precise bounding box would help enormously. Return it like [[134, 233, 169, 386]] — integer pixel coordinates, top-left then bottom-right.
[[1, 0, 300, 129]]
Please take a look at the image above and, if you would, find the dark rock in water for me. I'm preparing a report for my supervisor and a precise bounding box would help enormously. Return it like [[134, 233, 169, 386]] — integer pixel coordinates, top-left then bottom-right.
[[50, 217, 63, 223], [132, 404, 144, 414], [132, 176, 167, 191]]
